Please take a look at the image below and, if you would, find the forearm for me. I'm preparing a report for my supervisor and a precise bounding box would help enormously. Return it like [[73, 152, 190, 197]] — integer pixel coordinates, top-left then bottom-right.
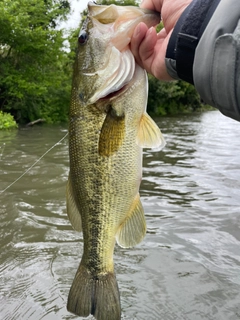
[[165, 0, 240, 121]]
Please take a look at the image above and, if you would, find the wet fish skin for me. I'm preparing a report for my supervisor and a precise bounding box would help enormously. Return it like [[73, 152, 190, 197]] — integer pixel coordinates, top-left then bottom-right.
[[66, 3, 164, 320]]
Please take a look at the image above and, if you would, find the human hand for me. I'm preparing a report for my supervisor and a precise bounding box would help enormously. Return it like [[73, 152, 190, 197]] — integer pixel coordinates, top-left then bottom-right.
[[131, 0, 193, 80]]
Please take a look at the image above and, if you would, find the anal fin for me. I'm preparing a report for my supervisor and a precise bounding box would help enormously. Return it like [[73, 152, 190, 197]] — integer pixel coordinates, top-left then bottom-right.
[[66, 174, 82, 232], [116, 193, 146, 248]]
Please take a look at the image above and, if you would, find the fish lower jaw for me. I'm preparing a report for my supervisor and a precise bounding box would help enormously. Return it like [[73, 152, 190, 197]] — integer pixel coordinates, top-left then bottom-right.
[[98, 84, 128, 102], [87, 84, 128, 105]]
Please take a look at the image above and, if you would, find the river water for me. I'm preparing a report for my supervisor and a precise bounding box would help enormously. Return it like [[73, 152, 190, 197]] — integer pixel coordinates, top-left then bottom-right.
[[0, 110, 240, 320]]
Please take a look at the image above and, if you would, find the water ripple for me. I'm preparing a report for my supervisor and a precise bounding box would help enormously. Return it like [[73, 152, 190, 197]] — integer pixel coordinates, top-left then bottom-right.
[[0, 114, 240, 319]]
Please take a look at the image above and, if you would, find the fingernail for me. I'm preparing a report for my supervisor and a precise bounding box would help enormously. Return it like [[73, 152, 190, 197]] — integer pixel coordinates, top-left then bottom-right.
[[147, 27, 154, 36], [148, 27, 154, 34]]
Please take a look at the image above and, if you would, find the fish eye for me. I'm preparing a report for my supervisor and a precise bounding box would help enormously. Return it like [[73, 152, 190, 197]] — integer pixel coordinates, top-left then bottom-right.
[[78, 30, 88, 45]]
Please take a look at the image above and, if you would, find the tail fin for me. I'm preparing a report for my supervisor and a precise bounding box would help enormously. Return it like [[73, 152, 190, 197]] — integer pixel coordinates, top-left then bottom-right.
[[67, 264, 121, 320]]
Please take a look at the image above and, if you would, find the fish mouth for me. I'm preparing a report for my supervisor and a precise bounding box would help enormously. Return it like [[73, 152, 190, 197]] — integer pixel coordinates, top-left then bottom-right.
[[87, 48, 135, 104], [81, 3, 160, 106], [98, 84, 128, 101]]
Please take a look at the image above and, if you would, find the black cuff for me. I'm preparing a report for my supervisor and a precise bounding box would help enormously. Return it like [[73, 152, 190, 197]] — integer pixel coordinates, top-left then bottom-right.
[[166, 0, 221, 84]]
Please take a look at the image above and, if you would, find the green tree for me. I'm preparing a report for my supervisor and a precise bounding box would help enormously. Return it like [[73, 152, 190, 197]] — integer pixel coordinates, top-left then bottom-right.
[[0, 0, 71, 124], [148, 76, 203, 116]]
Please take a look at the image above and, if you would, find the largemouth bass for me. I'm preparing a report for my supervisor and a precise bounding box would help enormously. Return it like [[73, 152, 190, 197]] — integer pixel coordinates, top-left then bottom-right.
[[66, 2, 165, 319]]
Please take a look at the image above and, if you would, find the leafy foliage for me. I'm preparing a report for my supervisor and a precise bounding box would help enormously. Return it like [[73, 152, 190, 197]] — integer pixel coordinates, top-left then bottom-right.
[[148, 76, 203, 116], [0, 111, 18, 129], [0, 0, 72, 124]]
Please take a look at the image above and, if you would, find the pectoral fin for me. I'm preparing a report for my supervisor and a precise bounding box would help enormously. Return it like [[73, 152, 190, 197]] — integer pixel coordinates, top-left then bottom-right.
[[66, 175, 82, 232], [137, 113, 166, 149], [99, 107, 125, 157], [116, 193, 146, 248]]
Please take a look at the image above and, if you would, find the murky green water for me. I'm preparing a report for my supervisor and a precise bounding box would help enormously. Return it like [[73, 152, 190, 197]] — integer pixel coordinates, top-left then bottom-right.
[[0, 111, 240, 320]]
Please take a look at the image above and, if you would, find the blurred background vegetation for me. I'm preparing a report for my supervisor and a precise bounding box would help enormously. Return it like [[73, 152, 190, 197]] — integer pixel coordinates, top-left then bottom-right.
[[0, 0, 207, 129]]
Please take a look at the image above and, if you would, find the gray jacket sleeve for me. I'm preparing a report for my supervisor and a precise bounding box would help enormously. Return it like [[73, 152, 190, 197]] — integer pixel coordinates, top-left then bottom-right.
[[165, 0, 240, 121]]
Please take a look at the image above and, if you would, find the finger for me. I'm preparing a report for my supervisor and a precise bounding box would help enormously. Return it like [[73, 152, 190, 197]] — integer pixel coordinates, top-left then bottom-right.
[[137, 26, 158, 72], [131, 22, 149, 68], [151, 31, 174, 80], [158, 27, 168, 39]]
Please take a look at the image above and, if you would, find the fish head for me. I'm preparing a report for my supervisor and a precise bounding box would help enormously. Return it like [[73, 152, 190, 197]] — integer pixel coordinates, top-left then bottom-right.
[[74, 2, 160, 105]]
